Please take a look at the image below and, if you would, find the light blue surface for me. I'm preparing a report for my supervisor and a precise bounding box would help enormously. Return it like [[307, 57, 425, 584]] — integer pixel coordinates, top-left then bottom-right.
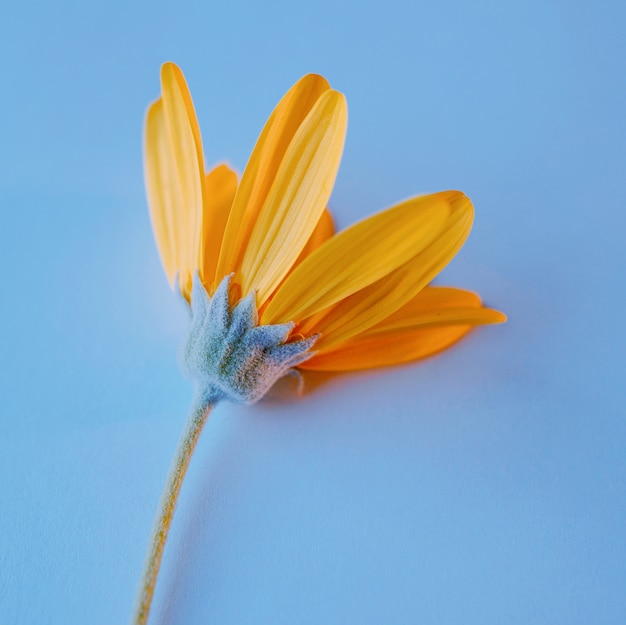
[[1, 1, 625, 623]]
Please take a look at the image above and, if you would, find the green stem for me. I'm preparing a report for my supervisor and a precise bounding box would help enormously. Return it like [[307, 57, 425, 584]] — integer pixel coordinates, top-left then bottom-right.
[[131, 392, 219, 625]]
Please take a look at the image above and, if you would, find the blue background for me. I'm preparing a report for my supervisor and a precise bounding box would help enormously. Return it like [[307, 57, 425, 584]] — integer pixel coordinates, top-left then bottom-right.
[[1, 0, 625, 623]]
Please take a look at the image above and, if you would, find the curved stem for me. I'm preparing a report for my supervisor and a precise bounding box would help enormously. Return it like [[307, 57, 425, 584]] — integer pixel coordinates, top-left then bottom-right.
[[131, 393, 219, 625]]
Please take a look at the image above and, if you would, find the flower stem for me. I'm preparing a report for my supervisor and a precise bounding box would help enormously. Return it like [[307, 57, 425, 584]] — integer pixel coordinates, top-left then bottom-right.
[[131, 392, 219, 625]]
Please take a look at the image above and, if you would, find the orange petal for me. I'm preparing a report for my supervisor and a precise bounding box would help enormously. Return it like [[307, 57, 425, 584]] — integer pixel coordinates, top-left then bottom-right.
[[301, 326, 474, 371], [301, 288, 506, 371], [366, 286, 506, 332], [240, 90, 348, 305], [215, 74, 331, 285], [200, 164, 238, 291], [297, 193, 474, 349], [262, 190, 468, 328]]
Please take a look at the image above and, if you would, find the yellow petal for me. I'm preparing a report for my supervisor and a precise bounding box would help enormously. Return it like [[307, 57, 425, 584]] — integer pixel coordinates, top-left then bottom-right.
[[215, 74, 331, 285], [296, 192, 474, 349], [297, 208, 335, 261], [262, 190, 466, 327], [200, 164, 238, 291], [160, 62, 206, 297], [259, 208, 335, 318], [240, 90, 348, 305], [144, 98, 178, 285], [301, 287, 505, 371]]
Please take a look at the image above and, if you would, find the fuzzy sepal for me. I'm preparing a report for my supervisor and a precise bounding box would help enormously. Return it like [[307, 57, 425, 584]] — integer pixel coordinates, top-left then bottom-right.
[[181, 272, 316, 405]]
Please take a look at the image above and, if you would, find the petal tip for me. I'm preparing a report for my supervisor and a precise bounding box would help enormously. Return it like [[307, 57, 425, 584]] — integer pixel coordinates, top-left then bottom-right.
[[493, 310, 507, 323], [160, 61, 180, 77]]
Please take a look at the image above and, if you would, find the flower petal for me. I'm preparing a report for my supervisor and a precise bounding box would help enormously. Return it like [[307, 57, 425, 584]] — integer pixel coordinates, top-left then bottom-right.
[[300, 287, 506, 371], [240, 90, 348, 305], [364, 285, 507, 332], [301, 326, 474, 371], [144, 98, 179, 285], [200, 164, 238, 291], [297, 208, 335, 261], [258, 208, 335, 318], [158, 62, 207, 297], [296, 192, 475, 349], [262, 191, 466, 327], [215, 74, 331, 285]]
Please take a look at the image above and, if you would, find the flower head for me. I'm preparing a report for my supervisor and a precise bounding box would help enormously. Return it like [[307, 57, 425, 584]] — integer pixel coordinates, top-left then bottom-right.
[[145, 62, 505, 403]]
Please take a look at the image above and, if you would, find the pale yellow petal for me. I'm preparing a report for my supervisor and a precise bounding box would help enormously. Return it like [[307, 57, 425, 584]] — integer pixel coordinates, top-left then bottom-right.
[[215, 74, 331, 285], [296, 193, 474, 349], [262, 191, 466, 327], [201, 164, 238, 290], [240, 90, 348, 305], [161, 63, 204, 173], [160, 62, 206, 296], [144, 98, 178, 284]]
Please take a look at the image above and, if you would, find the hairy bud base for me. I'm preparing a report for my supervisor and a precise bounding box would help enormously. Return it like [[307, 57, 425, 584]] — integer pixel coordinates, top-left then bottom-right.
[[182, 273, 317, 406]]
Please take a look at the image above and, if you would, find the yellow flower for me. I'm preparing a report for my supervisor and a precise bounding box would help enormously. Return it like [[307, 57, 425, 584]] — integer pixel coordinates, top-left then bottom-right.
[[134, 62, 507, 625], [145, 62, 505, 379]]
